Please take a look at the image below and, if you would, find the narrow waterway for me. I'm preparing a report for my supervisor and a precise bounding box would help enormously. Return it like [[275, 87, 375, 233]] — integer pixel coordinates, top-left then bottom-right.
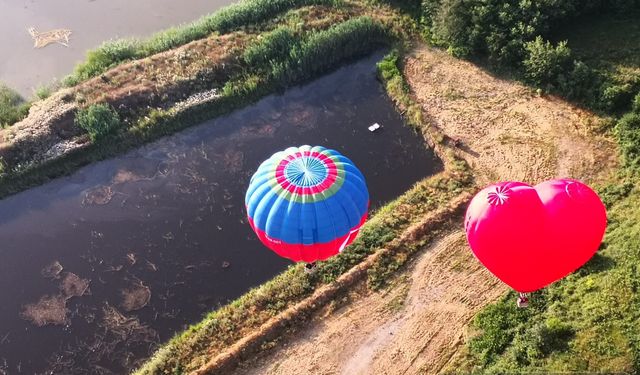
[[0, 0, 236, 96], [0, 53, 442, 374]]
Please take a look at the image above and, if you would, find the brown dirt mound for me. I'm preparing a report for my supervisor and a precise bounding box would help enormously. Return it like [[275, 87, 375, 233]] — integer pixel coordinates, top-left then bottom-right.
[[41, 260, 64, 279], [82, 185, 114, 206], [60, 272, 91, 298]]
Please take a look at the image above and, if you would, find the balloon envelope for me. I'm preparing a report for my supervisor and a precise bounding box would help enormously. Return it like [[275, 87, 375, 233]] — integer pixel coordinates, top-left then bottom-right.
[[246, 145, 369, 262], [464, 179, 607, 292]]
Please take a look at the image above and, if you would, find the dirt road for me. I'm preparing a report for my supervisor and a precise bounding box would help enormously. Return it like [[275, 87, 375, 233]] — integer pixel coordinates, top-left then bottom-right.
[[233, 231, 504, 375]]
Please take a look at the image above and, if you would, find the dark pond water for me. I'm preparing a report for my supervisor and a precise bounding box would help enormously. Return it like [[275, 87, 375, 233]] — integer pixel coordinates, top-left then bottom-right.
[[0, 0, 236, 96], [0, 53, 442, 374]]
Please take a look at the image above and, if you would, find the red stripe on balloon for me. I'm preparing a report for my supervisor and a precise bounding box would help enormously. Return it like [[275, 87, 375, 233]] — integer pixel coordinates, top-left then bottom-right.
[[247, 213, 368, 263]]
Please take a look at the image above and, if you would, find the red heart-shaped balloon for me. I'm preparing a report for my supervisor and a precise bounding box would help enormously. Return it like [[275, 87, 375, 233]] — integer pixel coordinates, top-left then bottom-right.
[[464, 179, 607, 292]]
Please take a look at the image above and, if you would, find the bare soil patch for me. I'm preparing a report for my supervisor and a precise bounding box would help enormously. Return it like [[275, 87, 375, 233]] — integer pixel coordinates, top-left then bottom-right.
[[404, 45, 617, 185], [233, 231, 505, 375]]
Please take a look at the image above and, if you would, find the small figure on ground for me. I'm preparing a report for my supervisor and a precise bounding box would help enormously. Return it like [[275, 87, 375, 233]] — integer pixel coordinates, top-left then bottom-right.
[[304, 262, 317, 274], [516, 292, 529, 308]]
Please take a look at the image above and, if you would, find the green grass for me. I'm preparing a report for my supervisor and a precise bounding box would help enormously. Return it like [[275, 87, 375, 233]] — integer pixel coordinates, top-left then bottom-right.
[[34, 84, 54, 100], [242, 26, 299, 66], [0, 84, 30, 127], [63, 0, 338, 86], [75, 103, 121, 141], [238, 16, 390, 87]]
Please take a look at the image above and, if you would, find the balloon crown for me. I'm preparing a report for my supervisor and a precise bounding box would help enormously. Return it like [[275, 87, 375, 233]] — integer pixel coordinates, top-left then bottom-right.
[[487, 185, 511, 206]]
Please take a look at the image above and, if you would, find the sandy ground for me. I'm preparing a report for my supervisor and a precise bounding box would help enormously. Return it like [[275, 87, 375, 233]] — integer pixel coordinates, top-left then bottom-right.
[[224, 45, 618, 375], [405, 45, 617, 186]]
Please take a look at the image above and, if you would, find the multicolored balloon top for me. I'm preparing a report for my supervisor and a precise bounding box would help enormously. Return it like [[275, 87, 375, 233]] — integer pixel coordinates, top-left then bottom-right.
[[246, 145, 369, 262]]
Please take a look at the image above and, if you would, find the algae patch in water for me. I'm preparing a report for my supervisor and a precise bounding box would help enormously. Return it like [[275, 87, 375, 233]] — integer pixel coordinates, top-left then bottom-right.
[[121, 280, 152, 312], [60, 272, 91, 298], [20, 294, 69, 327], [21, 268, 90, 327]]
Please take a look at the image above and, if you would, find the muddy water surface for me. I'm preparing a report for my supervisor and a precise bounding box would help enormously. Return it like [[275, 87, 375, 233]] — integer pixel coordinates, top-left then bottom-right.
[[0, 0, 236, 96], [0, 53, 442, 374]]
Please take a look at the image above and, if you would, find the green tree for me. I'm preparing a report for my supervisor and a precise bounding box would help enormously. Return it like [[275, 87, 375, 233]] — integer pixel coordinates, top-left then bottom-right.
[[523, 36, 572, 88]]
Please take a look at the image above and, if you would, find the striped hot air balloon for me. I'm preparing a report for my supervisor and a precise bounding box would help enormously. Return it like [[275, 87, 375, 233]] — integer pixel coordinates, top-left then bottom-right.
[[245, 145, 369, 263]]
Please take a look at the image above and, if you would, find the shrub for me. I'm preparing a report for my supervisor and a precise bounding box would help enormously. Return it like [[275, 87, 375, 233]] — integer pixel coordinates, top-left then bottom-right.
[[601, 83, 636, 112], [634, 92, 640, 113], [615, 112, 640, 170], [242, 27, 299, 66], [34, 84, 54, 100], [428, 0, 473, 57], [377, 0, 422, 18], [523, 36, 572, 89], [421, 0, 612, 64], [0, 84, 30, 127], [377, 51, 403, 82], [74, 104, 121, 141], [557, 60, 602, 103]]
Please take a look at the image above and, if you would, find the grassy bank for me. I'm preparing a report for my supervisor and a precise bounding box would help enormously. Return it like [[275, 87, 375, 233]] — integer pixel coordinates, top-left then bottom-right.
[[449, 109, 640, 374], [62, 0, 339, 86], [0, 0, 341, 129], [136, 171, 470, 374], [0, 11, 396, 199]]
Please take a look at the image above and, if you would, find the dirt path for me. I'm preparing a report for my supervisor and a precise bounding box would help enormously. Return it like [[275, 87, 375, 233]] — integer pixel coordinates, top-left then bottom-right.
[[233, 231, 505, 375], [225, 45, 617, 375]]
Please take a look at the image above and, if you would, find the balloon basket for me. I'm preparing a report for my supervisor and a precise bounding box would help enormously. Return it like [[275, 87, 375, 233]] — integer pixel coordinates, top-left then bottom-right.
[[516, 293, 530, 308], [304, 262, 317, 275]]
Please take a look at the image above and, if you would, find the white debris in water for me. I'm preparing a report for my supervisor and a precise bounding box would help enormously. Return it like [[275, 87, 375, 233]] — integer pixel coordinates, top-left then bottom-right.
[[174, 88, 221, 112], [368, 123, 382, 132], [28, 27, 72, 48]]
